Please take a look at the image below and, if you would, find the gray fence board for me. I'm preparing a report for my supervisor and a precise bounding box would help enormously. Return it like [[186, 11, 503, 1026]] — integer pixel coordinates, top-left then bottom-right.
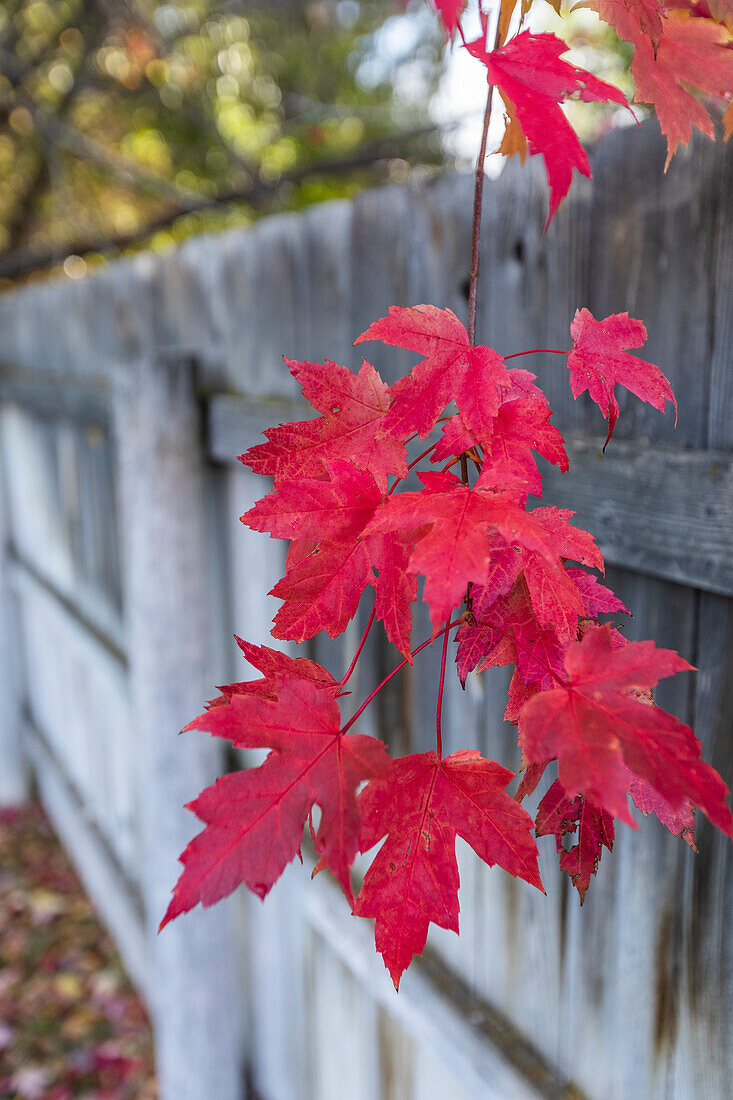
[[116, 354, 242, 1100], [24, 716, 148, 994], [543, 437, 733, 596]]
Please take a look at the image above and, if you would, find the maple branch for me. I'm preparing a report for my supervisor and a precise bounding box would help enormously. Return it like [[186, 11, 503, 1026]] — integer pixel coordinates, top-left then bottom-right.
[[340, 605, 377, 688], [435, 624, 451, 758], [340, 618, 463, 736], [466, 15, 503, 347], [459, 17, 503, 628], [504, 348, 571, 359]]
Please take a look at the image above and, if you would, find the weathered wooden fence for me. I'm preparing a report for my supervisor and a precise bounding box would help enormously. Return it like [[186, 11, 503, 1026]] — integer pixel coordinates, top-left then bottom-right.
[[1, 122, 732, 1100]]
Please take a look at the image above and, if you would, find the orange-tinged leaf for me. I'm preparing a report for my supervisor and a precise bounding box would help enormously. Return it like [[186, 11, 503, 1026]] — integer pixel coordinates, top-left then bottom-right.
[[465, 28, 629, 224], [498, 94, 528, 161], [630, 12, 733, 165], [709, 0, 733, 32], [589, 0, 665, 48]]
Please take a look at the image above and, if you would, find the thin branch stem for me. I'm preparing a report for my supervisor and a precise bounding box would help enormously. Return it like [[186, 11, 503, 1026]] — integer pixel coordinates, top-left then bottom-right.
[[339, 604, 377, 687], [504, 348, 571, 360], [466, 15, 503, 346], [435, 624, 451, 758], [467, 91, 494, 346], [340, 618, 462, 735]]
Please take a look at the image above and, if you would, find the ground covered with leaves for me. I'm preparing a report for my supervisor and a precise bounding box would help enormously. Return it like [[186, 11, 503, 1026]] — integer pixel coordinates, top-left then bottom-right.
[[0, 805, 156, 1099]]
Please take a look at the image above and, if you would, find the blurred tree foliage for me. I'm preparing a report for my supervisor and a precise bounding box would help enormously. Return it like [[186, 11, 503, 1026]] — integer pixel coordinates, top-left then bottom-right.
[[0, 0, 444, 286]]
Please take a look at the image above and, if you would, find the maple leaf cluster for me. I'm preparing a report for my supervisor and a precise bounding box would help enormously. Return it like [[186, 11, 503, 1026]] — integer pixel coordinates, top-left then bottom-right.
[[161, 301, 731, 989], [161, 0, 733, 992], [434, 0, 733, 224]]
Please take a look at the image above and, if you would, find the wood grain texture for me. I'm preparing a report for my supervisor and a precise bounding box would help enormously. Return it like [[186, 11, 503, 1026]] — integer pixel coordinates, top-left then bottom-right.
[[542, 436, 733, 595], [24, 716, 148, 995], [115, 354, 242, 1100]]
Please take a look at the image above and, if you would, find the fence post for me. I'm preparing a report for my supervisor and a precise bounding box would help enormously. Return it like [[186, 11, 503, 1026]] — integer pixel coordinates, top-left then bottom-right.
[[116, 353, 242, 1100], [0, 415, 28, 805]]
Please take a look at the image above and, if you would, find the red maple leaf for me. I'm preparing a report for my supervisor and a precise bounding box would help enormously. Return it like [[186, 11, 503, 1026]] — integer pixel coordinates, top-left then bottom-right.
[[536, 779, 615, 902], [355, 304, 511, 440], [625, 11, 733, 164], [434, 395, 568, 496], [241, 357, 406, 493], [454, 505, 604, 664], [455, 580, 521, 684], [456, 574, 568, 685], [564, 567, 630, 617], [432, 0, 466, 33], [464, 29, 629, 225], [242, 458, 381, 543], [243, 460, 418, 655], [354, 749, 543, 988], [475, 397, 568, 494], [518, 624, 733, 835], [624, 766, 696, 849], [211, 637, 339, 706], [160, 677, 392, 927], [270, 529, 418, 656], [590, 0, 665, 49], [365, 473, 597, 630], [567, 309, 676, 445]]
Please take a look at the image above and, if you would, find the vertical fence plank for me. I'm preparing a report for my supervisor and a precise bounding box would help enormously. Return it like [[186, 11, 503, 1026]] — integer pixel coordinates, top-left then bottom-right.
[[0, 418, 27, 804], [116, 353, 242, 1100]]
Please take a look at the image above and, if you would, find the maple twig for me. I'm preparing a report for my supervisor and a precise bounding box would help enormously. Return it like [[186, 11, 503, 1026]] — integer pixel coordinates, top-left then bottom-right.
[[466, 16, 503, 346], [435, 623, 451, 758], [340, 618, 462, 735], [460, 18, 502, 626], [340, 604, 377, 687], [504, 348, 571, 359]]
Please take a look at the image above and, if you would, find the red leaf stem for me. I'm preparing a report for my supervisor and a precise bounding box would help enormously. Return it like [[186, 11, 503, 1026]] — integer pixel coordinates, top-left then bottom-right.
[[341, 618, 463, 735], [504, 348, 571, 359], [435, 621, 451, 758], [340, 604, 377, 688]]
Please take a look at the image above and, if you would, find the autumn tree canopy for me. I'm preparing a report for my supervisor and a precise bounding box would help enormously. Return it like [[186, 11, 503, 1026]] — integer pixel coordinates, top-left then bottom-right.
[[0, 0, 444, 286]]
